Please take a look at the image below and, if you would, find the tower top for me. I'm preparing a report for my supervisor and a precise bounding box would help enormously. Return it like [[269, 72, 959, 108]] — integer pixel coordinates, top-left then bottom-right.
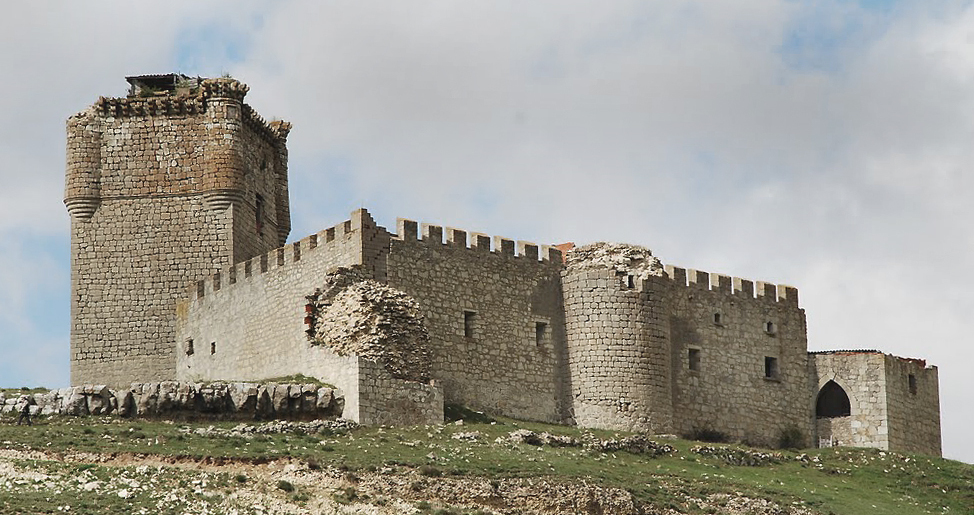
[[125, 73, 201, 97]]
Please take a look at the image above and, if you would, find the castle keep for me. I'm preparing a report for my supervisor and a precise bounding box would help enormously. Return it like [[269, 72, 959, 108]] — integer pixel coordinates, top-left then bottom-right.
[[65, 76, 942, 456]]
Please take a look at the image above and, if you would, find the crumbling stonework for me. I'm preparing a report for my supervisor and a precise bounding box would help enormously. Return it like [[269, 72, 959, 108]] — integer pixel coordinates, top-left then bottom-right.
[[66, 76, 941, 452], [308, 268, 433, 382], [565, 242, 665, 279]]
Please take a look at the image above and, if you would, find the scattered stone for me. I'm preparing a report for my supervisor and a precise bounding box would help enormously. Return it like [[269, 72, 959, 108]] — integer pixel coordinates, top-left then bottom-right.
[[691, 445, 783, 466], [585, 434, 676, 456]]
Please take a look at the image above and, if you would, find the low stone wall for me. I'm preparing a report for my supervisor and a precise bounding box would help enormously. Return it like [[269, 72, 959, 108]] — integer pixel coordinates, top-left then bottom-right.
[[2, 382, 343, 421]]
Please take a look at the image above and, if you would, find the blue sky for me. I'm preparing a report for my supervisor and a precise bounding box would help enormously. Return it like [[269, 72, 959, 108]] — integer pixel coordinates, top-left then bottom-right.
[[1, 0, 973, 463]]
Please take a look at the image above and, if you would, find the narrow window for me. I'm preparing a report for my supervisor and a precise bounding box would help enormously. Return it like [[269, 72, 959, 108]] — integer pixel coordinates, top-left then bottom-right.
[[627, 275, 635, 288], [909, 374, 917, 395], [713, 313, 722, 325], [255, 194, 264, 235], [184, 338, 194, 356], [764, 356, 779, 379], [765, 321, 776, 334], [535, 322, 546, 347], [210, 341, 217, 355], [688, 348, 701, 372], [464, 310, 476, 338]]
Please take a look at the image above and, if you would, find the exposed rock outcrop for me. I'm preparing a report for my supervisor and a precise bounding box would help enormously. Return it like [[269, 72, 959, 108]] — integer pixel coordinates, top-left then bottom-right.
[[5, 382, 343, 420]]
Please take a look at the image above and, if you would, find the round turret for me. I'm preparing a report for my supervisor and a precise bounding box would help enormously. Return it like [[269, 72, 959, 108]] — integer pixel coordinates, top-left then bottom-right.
[[64, 110, 102, 220], [562, 243, 673, 433]]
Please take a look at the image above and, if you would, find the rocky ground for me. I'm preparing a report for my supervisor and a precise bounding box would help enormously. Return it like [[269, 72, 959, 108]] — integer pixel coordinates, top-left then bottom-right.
[[0, 415, 967, 515], [0, 446, 818, 515]]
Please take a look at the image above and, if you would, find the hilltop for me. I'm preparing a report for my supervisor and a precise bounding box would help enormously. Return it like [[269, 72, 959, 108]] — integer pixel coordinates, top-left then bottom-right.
[[0, 409, 969, 514]]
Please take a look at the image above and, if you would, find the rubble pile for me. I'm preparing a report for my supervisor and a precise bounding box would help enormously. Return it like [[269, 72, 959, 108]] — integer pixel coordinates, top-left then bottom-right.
[[690, 445, 783, 466], [566, 242, 665, 279], [308, 268, 432, 382], [497, 429, 677, 456]]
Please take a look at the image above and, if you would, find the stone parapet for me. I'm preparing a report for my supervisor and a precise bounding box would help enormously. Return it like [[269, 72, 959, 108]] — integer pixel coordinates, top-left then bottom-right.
[[665, 265, 799, 306], [395, 218, 562, 263]]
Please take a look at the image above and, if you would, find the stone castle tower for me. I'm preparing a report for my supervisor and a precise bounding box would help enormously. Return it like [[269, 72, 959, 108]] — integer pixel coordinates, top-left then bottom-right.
[[65, 74, 291, 387]]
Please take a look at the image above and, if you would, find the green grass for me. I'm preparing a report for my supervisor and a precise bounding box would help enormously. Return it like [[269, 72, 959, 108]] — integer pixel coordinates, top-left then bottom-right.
[[0, 413, 969, 514], [254, 374, 335, 388]]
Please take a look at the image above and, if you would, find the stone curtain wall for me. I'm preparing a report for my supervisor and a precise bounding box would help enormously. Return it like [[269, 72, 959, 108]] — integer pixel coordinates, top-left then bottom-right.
[[809, 352, 889, 450], [666, 266, 810, 447], [175, 213, 365, 385], [357, 360, 444, 426], [562, 269, 673, 433], [884, 356, 941, 456], [65, 78, 289, 388], [384, 219, 567, 423]]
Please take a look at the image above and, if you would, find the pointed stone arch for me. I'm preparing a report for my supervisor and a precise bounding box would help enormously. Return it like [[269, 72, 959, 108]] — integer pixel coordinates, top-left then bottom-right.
[[816, 380, 851, 418]]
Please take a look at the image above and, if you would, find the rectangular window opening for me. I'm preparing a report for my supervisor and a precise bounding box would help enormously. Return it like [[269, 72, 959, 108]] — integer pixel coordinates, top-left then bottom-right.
[[764, 356, 779, 379], [184, 338, 194, 356], [255, 194, 264, 236], [210, 341, 217, 355], [688, 348, 701, 372], [535, 322, 547, 347], [909, 374, 917, 395], [463, 310, 476, 338]]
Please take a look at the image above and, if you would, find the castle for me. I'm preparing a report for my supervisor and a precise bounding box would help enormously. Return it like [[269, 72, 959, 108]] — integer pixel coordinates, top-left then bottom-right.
[[64, 75, 942, 456]]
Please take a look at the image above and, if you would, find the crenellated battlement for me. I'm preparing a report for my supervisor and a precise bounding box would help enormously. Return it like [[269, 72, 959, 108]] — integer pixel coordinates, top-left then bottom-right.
[[242, 104, 292, 143], [185, 214, 363, 302], [664, 264, 799, 307], [394, 218, 563, 263], [89, 78, 288, 144]]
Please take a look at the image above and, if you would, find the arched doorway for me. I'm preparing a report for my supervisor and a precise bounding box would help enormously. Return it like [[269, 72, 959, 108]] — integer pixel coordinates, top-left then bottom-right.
[[816, 380, 851, 418]]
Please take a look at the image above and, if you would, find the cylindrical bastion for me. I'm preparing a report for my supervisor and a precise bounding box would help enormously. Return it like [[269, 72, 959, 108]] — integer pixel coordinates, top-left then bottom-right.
[[562, 243, 673, 433]]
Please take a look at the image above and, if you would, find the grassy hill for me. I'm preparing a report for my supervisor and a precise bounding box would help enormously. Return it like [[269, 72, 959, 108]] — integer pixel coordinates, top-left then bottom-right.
[[0, 408, 969, 514]]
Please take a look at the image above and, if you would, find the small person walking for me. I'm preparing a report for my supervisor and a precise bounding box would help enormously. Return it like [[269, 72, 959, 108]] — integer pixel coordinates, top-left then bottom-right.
[[16, 396, 32, 426]]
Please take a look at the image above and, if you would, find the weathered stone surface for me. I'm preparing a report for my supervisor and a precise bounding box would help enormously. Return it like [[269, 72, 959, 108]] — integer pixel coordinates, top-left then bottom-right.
[[14, 382, 342, 421], [565, 241, 665, 279], [309, 269, 433, 382]]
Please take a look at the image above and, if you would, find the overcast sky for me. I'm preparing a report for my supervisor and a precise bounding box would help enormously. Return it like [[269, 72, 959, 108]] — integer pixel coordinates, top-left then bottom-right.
[[1, 1, 972, 463]]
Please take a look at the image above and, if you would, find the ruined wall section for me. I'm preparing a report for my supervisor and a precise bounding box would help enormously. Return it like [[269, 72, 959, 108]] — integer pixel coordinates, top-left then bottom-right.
[[809, 352, 888, 450], [884, 355, 941, 456], [562, 267, 673, 433], [666, 266, 809, 446], [384, 220, 567, 423]]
